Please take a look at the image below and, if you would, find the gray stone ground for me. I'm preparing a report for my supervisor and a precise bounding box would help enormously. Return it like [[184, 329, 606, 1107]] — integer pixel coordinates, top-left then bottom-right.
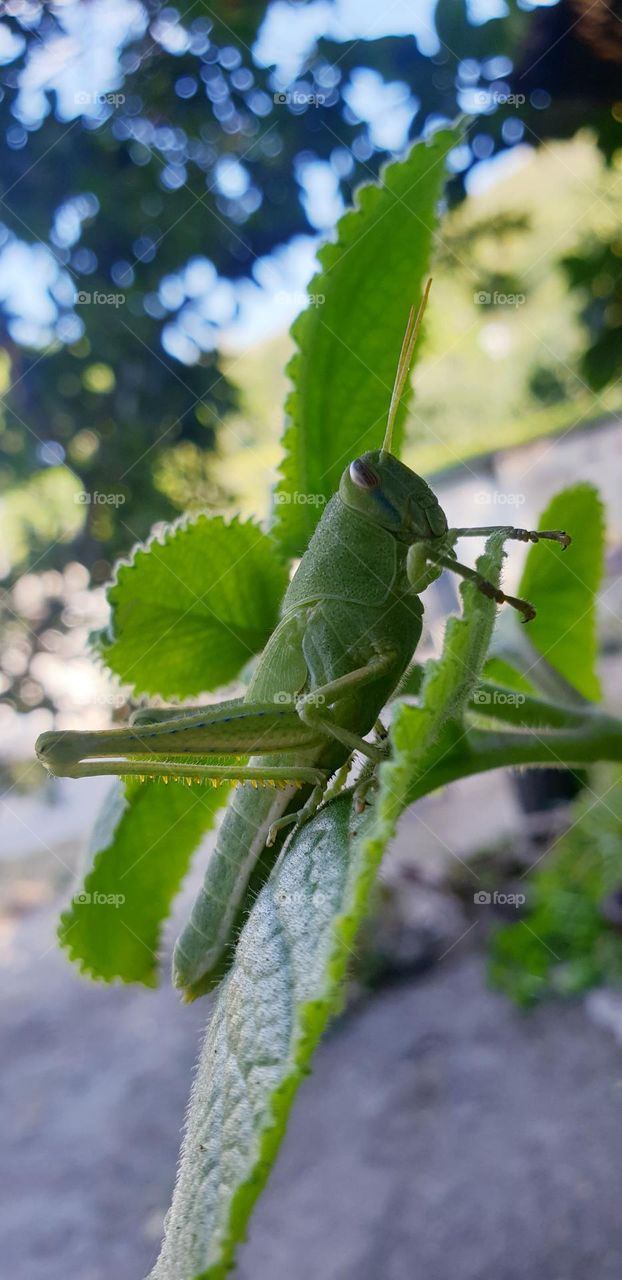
[[2, 898, 622, 1280]]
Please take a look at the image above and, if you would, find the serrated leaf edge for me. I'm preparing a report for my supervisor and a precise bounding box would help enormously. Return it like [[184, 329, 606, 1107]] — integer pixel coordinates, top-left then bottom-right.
[[97, 513, 287, 698], [58, 780, 228, 987], [271, 127, 457, 553]]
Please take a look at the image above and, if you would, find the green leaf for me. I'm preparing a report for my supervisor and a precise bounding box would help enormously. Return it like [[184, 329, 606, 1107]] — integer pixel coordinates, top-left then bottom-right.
[[272, 127, 457, 556], [518, 483, 605, 701], [99, 516, 288, 698], [482, 656, 536, 695], [59, 777, 229, 985]]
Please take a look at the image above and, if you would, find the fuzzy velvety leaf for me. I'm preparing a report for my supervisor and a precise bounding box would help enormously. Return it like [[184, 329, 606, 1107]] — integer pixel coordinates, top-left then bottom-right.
[[149, 792, 367, 1278]]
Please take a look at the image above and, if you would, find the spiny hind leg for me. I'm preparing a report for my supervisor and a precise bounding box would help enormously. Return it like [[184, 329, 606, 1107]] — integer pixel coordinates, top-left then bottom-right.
[[37, 699, 323, 780], [91, 761, 326, 787]]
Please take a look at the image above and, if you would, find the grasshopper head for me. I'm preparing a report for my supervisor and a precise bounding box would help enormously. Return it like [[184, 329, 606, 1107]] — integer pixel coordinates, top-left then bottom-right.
[[339, 449, 447, 543]]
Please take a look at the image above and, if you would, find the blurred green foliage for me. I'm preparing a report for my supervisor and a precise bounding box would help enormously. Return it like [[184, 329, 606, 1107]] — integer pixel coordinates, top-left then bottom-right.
[[490, 772, 622, 1006], [562, 230, 622, 390]]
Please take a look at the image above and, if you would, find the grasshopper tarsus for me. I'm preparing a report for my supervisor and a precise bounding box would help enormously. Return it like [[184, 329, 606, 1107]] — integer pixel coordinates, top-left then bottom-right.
[[506, 593, 537, 624], [532, 528, 572, 550]]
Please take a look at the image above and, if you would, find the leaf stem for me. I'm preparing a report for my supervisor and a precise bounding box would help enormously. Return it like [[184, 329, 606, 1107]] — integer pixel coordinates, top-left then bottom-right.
[[406, 715, 622, 805], [468, 682, 591, 730]]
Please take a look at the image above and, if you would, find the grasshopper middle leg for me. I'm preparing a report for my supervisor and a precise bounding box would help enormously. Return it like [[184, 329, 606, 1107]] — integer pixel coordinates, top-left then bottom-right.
[[295, 653, 396, 762]]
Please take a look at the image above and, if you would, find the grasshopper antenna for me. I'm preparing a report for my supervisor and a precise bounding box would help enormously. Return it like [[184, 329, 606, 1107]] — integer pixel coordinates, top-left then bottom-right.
[[382, 276, 432, 456]]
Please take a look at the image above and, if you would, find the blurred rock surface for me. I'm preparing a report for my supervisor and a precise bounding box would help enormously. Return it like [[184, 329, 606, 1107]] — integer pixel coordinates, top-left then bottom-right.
[[2, 904, 622, 1280]]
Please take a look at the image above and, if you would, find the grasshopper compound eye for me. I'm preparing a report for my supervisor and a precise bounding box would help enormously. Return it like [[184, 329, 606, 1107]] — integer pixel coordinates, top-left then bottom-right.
[[349, 458, 379, 489]]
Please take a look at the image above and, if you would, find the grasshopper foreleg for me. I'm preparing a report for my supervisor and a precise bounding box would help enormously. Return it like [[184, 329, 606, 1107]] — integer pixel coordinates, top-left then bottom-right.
[[424, 549, 537, 623], [413, 523, 572, 623], [423, 522, 571, 623], [450, 525, 571, 549]]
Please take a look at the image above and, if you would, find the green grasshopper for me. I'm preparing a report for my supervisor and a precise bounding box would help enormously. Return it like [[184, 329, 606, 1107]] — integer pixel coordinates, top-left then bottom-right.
[[36, 283, 570, 998]]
